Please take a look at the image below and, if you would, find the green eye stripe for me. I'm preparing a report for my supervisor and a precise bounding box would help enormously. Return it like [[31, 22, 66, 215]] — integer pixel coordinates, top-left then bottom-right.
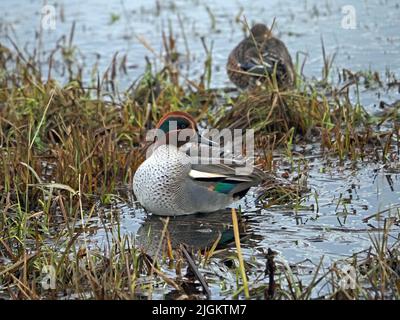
[[159, 117, 189, 133]]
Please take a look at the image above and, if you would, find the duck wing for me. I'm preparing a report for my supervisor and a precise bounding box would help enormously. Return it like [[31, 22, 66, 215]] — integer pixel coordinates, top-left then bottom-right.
[[240, 37, 295, 86], [189, 161, 266, 199], [179, 135, 265, 198]]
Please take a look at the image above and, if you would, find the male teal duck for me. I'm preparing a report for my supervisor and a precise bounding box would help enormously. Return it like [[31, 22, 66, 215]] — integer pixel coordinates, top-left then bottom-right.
[[227, 23, 295, 90], [133, 111, 265, 216]]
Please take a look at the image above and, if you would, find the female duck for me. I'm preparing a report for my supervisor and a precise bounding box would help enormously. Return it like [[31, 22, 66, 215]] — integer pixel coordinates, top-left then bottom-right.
[[227, 23, 295, 90]]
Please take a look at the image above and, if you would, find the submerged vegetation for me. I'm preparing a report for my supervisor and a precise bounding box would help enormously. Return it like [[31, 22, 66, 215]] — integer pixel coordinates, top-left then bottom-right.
[[0, 15, 400, 300]]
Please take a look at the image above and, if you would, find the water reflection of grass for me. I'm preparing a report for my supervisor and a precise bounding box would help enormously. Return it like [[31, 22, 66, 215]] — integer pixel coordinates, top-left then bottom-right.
[[0, 23, 399, 299]]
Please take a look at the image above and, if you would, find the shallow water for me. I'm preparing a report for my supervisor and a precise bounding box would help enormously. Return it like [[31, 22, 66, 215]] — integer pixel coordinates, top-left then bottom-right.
[[78, 152, 400, 298], [1, 0, 400, 298], [1, 1, 399, 97], [2, 0, 400, 115]]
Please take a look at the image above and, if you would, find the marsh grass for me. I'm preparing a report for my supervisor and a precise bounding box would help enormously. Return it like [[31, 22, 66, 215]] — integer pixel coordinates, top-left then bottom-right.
[[0, 20, 399, 300]]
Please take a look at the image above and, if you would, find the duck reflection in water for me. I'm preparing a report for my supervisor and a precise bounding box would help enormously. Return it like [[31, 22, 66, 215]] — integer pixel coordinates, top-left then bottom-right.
[[135, 209, 251, 255]]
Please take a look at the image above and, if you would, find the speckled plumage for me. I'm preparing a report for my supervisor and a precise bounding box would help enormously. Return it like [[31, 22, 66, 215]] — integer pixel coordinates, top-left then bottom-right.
[[133, 145, 237, 216], [227, 23, 295, 90]]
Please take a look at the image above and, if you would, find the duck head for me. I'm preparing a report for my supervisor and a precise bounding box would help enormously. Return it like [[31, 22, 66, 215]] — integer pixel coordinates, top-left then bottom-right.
[[154, 111, 216, 149], [249, 23, 271, 39]]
